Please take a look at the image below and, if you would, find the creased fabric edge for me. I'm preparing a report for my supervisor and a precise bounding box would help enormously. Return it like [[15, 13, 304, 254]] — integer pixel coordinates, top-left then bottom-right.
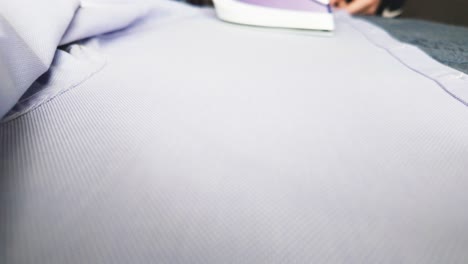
[[341, 13, 468, 107]]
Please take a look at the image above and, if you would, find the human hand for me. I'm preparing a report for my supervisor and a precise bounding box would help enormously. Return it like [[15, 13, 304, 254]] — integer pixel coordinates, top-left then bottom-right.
[[330, 0, 382, 15]]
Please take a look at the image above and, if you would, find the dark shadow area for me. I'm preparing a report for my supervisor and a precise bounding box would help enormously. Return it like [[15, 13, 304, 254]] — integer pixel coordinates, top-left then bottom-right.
[[402, 0, 468, 26]]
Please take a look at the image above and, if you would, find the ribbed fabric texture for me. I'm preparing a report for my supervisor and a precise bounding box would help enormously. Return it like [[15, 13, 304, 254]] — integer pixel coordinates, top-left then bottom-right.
[[0, 0, 80, 119], [0, 0, 150, 119], [1, 1, 467, 263]]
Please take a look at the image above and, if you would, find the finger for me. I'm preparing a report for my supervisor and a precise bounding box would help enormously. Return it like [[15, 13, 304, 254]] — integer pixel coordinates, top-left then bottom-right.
[[364, 1, 380, 14], [330, 0, 345, 7], [337, 1, 348, 8], [345, 0, 373, 14], [331, 0, 347, 9], [352, 4, 373, 15]]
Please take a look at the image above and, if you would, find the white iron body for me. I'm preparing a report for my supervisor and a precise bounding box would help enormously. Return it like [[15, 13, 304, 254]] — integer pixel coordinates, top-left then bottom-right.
[[212, 0, 334, 31]]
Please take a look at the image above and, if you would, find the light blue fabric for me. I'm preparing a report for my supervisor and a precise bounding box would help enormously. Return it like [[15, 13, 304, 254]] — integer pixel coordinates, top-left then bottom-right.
[[0, 0, 79, 119], [0, 0, 151, 119], [60, 1, 152, 46], [1, 1, 468, 263]]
